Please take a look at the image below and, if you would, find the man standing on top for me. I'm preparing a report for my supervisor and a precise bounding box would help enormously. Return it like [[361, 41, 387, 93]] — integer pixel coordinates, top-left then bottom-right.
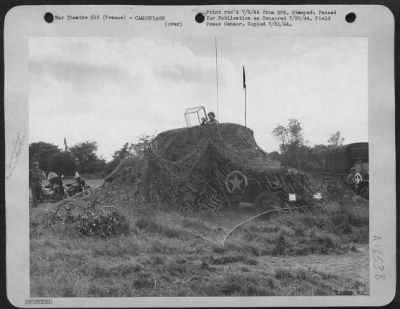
[[29, 161, 43, 207], [207, 112, 218, 124]]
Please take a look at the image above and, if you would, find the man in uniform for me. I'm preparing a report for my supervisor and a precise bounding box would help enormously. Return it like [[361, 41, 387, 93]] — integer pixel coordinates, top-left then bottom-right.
[[207, 112, 218, 124], [29, 161, 43, 207]]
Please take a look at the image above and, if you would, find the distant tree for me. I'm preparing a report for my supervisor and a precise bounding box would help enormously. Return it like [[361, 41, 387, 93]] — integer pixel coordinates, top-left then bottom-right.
[[47, 152, 77, 176], [29, 142, 61, 172], [287, 119, 304, 145], [268, 151, 281, 162], [105, 135, 154, 174], [272, 119, 305, 168], [89, 157, 106, 174], [272, 125, 288, 164], [70, 141, 98, 162], [327, 131, 345, 146], [313, 144, 329, 151], [272, 125, 289, 145], [70, 141, 105, 174]]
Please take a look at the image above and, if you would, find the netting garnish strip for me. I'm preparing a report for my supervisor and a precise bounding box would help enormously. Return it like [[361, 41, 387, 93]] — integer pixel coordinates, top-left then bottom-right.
[[221, 205, 318, 247]]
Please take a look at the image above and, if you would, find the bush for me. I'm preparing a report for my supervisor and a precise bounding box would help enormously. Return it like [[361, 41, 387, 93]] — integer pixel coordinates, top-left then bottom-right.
[[79, 211, 129, 238]]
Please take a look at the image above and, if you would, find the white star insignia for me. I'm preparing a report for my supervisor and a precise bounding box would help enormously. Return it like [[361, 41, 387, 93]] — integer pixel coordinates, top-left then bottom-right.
[[229, 175, 243, 192]]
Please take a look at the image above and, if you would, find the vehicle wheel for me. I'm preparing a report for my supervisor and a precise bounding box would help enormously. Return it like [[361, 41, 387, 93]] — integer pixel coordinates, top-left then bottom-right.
[[254, 191, 278, 210], [359, 186, 369, 200]]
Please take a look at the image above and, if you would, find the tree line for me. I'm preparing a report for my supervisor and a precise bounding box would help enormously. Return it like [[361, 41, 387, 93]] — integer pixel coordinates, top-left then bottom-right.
[[29, 141, 106, 176], [29, 135, 154, 177], [270, 118, 345, 171], [30, 121, 343, 176]]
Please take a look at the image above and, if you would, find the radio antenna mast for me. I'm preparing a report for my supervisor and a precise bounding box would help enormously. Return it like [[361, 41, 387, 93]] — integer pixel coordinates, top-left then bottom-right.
[[215, 37, 219, 119], [243, 66, 247, 127]]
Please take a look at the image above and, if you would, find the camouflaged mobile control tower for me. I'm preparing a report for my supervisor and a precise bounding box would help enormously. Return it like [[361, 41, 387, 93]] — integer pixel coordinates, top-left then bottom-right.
[[143, 123, 318, 214]]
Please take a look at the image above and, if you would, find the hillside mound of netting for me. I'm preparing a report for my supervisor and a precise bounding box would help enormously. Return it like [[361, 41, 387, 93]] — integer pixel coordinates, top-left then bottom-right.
[[96, 123, 284, 212], [151, 123, 281, 174]]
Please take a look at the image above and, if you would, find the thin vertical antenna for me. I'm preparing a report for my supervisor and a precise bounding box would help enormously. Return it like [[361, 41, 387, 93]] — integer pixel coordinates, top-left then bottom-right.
[[243, 66, 247, 127], [215, 37, 219, 119], [245, 86, 247, 127]]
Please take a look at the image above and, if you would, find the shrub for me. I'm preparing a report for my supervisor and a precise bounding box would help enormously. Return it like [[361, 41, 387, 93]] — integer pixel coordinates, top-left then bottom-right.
[[79, 211, 129, 238]]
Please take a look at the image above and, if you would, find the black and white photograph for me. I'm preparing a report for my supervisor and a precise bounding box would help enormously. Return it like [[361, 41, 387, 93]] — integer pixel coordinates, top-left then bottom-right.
[[4, 4, 396, 307]]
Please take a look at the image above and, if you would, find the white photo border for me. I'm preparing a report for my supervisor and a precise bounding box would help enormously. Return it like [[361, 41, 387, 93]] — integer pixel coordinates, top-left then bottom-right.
[[4, 4, 396, 307]]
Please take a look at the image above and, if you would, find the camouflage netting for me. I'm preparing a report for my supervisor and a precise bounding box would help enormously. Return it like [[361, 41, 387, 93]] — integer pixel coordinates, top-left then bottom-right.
[[95, 123, 308, 212]]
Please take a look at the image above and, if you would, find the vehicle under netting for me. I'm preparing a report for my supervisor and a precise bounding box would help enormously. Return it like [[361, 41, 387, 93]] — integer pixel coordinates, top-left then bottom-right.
[[50, 123, 367, 241]]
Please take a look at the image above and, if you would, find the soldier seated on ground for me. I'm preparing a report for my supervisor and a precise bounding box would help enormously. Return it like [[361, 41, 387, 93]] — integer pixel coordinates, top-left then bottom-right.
[[207, 112, 218, 124]]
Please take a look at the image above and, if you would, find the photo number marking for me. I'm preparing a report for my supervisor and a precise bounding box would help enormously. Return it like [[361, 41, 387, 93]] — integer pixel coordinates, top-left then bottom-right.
[[372, 235, 386, 280]]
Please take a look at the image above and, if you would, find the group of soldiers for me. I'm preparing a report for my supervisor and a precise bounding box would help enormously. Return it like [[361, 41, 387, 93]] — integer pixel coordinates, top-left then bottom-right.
[[29, 161, 78, 207]]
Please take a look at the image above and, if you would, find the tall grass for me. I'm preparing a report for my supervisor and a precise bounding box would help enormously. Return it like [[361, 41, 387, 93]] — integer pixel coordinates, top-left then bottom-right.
[[30, 197, 369, 297]]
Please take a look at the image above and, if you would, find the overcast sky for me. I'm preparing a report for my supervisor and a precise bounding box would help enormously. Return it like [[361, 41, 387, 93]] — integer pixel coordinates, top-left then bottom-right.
[[29, 35, 367, 161]]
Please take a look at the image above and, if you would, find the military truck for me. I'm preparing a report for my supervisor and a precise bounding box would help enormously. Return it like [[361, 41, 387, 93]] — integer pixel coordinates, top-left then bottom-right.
[[145, 122, 319, 214]]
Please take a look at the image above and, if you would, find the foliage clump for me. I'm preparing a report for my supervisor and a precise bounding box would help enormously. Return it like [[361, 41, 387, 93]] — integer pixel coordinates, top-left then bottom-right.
[[78, 210, 130, 238]]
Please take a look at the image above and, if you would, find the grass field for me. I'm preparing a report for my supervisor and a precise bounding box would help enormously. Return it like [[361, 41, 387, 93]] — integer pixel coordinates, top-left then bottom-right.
[[30, 179, 369, 297]]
